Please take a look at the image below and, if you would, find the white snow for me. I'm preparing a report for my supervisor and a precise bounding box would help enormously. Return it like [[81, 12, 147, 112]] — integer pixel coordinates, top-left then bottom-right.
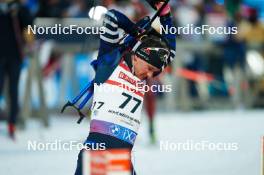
[[0, 110, 264, 175]]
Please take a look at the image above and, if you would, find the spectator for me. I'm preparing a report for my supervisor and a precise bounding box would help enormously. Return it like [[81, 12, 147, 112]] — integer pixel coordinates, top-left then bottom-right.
[[244, 9, 264, 50], [0, 0, 33, 139], [223, 12, 248, 109]]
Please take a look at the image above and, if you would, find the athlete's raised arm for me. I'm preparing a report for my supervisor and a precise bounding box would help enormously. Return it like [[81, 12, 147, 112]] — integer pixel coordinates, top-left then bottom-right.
[[97, 9, 140, 59], [157, 2, 176, 68]]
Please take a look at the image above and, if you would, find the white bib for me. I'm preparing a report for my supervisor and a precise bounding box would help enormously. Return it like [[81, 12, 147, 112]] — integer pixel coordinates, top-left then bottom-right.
[[91, 61, 145, 134]]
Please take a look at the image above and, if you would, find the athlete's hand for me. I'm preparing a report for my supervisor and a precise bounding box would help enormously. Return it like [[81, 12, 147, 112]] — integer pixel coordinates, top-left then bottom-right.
[[145, 0, 165, 10], [155, 2, 171, 16], [145, 0, 171, 16]]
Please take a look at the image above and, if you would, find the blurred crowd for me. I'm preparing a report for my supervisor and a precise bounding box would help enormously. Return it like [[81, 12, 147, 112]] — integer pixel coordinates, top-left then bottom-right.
[[1, 0, 264, 137]]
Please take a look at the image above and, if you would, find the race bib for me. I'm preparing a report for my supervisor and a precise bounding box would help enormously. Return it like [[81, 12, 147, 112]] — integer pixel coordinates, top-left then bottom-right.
[[91, 62, 145, 134]]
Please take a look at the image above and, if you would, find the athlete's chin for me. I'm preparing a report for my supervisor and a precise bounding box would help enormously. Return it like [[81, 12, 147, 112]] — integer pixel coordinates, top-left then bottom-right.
[[137, 75, 147, 80], [134, 72, 147, 80]]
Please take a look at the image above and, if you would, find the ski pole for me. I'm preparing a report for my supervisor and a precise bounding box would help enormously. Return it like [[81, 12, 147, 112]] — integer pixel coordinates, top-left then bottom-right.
[[61, 79, 94, 113]]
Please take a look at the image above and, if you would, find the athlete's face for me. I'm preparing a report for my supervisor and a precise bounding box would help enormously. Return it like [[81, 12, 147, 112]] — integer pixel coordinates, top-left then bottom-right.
[[132, 55, 160, 80]]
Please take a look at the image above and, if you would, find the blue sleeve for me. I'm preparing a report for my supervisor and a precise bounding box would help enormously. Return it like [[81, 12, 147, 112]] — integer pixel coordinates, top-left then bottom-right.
[[97, 9, 139, 63], [93, 9, 139, 84]]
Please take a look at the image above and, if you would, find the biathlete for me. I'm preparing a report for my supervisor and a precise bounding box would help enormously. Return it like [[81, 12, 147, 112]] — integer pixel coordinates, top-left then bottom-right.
[[74, 1, 176, 174]]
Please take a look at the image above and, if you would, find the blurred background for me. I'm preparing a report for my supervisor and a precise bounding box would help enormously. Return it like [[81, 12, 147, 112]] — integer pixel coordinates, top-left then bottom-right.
[[0, 0, 264, 175]]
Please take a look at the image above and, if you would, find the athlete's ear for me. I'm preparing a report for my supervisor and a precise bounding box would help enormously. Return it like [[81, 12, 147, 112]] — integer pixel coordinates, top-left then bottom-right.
[[131, 54, 138, 64]]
